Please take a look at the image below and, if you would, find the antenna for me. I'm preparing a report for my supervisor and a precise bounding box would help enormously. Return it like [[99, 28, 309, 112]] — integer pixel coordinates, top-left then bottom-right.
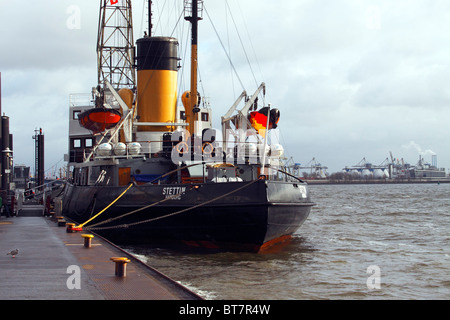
[[97, 0, 136, 89]]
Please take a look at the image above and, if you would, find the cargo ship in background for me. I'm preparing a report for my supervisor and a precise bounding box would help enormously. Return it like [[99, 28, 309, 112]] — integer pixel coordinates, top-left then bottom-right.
[[60, 0, 314, 252]]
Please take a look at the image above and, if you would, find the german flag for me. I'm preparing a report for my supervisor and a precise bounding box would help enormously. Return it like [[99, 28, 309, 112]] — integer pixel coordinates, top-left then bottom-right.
[[249, 107, 280, 137]]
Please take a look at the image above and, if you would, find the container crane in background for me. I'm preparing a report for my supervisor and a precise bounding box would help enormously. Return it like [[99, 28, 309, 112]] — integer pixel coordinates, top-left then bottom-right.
[[343, 157, 390, 178], [288, 157, 328, 179]]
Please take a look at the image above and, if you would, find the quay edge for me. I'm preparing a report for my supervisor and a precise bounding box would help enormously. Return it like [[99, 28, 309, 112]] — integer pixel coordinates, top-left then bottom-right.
[[0, 215, 203, 300]]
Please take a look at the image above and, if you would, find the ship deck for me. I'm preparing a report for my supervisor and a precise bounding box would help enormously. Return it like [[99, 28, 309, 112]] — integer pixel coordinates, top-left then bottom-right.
[[0, 214, 202, 300]]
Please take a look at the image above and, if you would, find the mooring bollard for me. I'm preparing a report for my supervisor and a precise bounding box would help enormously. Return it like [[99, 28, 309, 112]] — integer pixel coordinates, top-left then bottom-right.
[[66, 223, 75, 233], [81, 234, 94, 248], [110, 257, 131, 277], [66, 223, 83, 233]]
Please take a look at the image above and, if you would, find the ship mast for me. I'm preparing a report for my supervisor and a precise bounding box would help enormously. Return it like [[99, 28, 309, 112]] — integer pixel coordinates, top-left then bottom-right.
[[184, 0, 203, 136], [148, 0, 153, 36]]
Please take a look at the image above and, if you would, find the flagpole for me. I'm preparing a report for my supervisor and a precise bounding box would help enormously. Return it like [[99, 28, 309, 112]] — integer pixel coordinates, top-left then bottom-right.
[[260, 104, 271, 178]]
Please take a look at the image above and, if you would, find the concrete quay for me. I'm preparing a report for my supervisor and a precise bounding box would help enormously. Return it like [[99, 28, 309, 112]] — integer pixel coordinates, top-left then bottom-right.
[[0, 215, 203, 300]]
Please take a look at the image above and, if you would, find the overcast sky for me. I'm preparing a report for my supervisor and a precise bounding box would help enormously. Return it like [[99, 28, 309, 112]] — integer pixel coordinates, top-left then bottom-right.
[[1, 0, 450, 175]]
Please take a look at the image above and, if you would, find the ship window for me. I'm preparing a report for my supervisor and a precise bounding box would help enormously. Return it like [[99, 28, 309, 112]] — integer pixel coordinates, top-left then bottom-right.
[[85, 138, 93, 148], [73, 139, 82, 148], [201, 112, 209, 122], [73, 110, 81, 120]]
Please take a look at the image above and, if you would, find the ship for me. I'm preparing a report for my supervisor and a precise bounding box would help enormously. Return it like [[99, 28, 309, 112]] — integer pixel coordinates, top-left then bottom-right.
[[61, 0, 315, 252]]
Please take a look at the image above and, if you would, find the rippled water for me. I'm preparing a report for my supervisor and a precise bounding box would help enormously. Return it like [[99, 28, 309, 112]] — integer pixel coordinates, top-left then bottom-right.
[[126, 183, 450, 300]]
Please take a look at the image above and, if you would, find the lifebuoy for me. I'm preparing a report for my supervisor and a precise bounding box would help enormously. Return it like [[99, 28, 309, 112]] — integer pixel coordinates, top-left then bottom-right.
[[202, 142, 214, 155], [176, 141, 189, 154]]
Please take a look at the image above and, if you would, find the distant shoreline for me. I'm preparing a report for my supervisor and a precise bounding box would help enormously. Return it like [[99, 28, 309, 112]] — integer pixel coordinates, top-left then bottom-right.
[[305, 178, 450, 185]]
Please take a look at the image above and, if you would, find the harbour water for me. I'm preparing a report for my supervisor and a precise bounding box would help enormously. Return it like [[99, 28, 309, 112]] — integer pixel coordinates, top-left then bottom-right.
[[126, 183, 450, 300]]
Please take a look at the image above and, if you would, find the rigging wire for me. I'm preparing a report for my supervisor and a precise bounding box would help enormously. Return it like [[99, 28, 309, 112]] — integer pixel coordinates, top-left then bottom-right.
[[225, 0, 259, 88], [203, 4, 246, 92], [225, 1, 236, 98], [153, 0, 167, 35], [235, 0, 265, 83], [137, 5, 185, 109], [138, 0, 146, 37]]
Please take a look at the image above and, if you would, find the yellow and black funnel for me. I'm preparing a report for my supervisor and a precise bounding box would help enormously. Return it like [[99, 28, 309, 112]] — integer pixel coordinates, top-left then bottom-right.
[[136, 37, 179, 132]]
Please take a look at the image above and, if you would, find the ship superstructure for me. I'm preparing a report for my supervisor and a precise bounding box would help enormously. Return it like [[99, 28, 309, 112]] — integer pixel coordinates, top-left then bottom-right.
[[62, 0, 314, 252]]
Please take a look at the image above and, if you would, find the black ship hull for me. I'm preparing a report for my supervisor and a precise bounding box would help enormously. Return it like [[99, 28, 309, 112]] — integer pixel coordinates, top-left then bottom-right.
[[61, 180, 314, 252]]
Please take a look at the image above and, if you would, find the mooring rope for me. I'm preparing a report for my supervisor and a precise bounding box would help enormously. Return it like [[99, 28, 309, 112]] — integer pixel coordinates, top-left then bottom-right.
[[86, 179, 260, 231], [85, 192, 182, 229], [76, 183, 134, 229], [77, 164, 206, 230]]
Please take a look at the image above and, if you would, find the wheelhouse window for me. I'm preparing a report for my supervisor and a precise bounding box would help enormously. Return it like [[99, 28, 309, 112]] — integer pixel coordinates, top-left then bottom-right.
[[73, 110, 81, 120], [73, 139, 82, 148], [85, 138, 94, 148]]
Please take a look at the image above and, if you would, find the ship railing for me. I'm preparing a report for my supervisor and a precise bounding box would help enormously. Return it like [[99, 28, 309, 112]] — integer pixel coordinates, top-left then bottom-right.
[[132, 158, 305, 186], [22, 179, 65, 204], [88, 137, 303, 183], [69, 93, 94, 108], [270, 168, 306, 183], [87, 132, 284, 165], [93, 153, 147, 161]]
